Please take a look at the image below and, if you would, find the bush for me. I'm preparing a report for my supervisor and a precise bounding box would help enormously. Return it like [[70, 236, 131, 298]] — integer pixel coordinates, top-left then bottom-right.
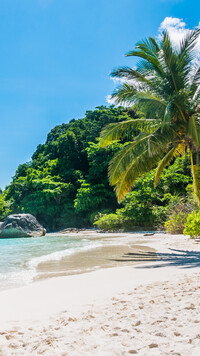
[[164, 199, 192, 234], [164, 212, 188, 234], [183, 210, 200, 238], [94, 213, 123, 231]]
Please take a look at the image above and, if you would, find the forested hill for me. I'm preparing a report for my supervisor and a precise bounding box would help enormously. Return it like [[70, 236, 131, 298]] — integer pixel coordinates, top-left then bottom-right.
[[0, 105, 193, 232], [0, 106, 133, 231]]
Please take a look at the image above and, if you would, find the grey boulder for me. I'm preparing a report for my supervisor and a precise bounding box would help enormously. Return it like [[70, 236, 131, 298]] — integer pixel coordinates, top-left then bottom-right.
[[0, 214, 46, 238]]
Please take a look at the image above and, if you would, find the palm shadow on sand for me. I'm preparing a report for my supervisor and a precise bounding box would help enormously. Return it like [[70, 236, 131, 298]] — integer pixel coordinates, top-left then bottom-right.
[[110, 248, 200, 269]]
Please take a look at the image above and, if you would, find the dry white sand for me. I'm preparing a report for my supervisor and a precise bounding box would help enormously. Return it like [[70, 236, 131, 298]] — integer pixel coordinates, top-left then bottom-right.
[[0, 232, 200, 355]]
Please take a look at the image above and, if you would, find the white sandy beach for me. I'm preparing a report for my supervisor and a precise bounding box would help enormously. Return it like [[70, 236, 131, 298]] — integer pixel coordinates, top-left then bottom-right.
[[0, 232, 200, 355]]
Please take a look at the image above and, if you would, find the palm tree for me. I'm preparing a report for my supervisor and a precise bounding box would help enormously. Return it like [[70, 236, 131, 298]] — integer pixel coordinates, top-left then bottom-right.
[[100, 30, 200, 204]]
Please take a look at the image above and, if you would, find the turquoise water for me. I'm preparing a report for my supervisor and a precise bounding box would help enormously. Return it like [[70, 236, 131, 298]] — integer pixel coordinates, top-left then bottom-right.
[[0, 235, 103, 291]]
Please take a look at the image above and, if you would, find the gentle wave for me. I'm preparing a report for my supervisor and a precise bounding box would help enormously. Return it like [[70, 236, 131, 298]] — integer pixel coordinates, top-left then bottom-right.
[[0, 238, 104, 291], [0, 269, 36, 291], [28, 241, 103, 268], [0, 234, 131, 292]]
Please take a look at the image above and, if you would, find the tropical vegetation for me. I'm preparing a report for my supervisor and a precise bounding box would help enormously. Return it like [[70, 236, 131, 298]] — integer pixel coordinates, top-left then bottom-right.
[[0, 108, 193, 232], [100, 29, 200, 209], [0, 107, 130, 230], [1, 29, 200, 237], [184, 210, 200, 238]]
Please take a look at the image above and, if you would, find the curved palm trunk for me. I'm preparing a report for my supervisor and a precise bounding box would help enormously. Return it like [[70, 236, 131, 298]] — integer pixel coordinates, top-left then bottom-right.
[[190, 148, 200, 206]]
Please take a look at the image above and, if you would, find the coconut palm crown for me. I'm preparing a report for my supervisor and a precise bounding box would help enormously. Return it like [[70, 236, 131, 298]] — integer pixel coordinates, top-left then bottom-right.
[[100, 30, 200, 203]]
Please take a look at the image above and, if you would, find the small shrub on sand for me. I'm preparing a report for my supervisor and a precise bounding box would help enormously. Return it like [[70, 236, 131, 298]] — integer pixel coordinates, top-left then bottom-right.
[[164, 212, 188, 234], [183, 211, 200, 238], [94, 213, 123, 231]]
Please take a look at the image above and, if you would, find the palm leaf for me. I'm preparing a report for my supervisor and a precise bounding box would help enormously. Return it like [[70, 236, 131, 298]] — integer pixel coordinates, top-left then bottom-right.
[[154, 143, 185, 187], [190, 148, 200, 205], [154, 147, 176, 186], [187, 116, 200, 148], [179, 29, 200, 56], [111, 67, 149, 84], [148, 125, 177, 156], [114, 149, 162, 201], [126, 38, 164, 78], [111, 83, 138, 105], [108, 136, 149, 185], [173, 143, 186, 157], [99, 119, 156, 147], [191, 66, 200, 95]]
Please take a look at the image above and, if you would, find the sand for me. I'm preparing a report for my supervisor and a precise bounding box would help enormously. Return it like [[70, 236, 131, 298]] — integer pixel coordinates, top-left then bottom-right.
[[0, 232, 200, 355], [35, 243, 156, 280]]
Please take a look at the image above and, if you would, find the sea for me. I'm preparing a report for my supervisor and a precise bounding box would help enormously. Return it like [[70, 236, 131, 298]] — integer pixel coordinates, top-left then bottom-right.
[[0, 234, 104, 292]]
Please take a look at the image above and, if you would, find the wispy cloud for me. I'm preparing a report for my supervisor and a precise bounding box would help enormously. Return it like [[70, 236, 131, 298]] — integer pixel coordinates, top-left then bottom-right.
[[105, 95, 117, 105]]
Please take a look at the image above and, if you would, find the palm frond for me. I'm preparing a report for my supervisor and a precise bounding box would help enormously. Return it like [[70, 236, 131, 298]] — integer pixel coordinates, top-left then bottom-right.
[[114, 149, 162, 201], [154, 143, 186, 186], [162, 101, 172, 128], [111, 66, 149, 84], [190, 148, 200, 205], [191, 165, 200, 205], [177, 30, 200, 87], [148, 125, 177, 156], [154, 147, 176, 186], [149, 37, 160, 52], [136, 92, 166, 106], [111, 83, 138, 105], [179, 29, 200, 55], [134, 92, 167, 119], [174, 142, 186, 157], [161, 31, 180, 92], [191, 66, 200, 95], [108, 136, 149, 185], [173, 143, 186, 157], [99, 119, 157, 147], [187, 116, 200, 148], [126, 37, 165, 78]]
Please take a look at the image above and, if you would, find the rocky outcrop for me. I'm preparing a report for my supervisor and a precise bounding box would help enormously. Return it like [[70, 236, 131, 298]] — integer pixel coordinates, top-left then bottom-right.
[[0, 214, 46, 238]]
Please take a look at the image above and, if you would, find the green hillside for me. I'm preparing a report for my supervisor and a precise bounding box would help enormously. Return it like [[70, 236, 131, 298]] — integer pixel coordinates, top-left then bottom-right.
[[0, 106, 193, 232], [0, 106, 131, 230]]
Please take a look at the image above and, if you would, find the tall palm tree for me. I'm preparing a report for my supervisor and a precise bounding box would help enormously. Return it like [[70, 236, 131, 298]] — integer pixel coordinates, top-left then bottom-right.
[[100, 30, 200, 204]]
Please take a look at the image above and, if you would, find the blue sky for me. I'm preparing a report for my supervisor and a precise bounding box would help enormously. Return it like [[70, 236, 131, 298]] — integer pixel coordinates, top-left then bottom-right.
[[0, 0, 200, 189]]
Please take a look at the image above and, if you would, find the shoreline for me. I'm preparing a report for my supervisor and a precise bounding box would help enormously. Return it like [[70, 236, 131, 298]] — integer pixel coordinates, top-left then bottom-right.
[[0, 232, 200, 355], [35, 232, 157, 281]]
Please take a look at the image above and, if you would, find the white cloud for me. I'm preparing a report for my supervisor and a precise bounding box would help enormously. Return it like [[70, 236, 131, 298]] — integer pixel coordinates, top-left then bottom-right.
[[158, 16, 200, 51], [105, 94, 130, 107], [106, 95, 116, 105], [159, 16, 186, 31]]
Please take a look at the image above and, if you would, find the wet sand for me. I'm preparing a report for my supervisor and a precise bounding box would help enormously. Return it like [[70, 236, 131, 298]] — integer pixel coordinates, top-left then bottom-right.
[[35, 242, 156, 281]]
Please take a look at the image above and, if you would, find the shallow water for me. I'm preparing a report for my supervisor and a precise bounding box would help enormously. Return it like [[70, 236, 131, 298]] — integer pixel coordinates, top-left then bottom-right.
[[0, 235, 103, 291], [0, 233, 156, 291]]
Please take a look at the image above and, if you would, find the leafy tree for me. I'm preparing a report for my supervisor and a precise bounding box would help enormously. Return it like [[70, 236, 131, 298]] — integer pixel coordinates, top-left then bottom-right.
[[100, 30, 200, 204], [95, 155, 192, 230], [1, 106, 131, 230], [74, 142, 121, 223]]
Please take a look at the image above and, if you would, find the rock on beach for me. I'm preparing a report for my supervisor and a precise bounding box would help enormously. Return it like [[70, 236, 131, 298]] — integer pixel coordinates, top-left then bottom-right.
[[0, 214, 46, 238]]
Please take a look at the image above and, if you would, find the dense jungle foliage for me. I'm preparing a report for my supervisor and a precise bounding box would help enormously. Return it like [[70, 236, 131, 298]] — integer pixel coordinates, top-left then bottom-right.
[[0, 106, 131, 230], [0, 106, 195, 232]]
